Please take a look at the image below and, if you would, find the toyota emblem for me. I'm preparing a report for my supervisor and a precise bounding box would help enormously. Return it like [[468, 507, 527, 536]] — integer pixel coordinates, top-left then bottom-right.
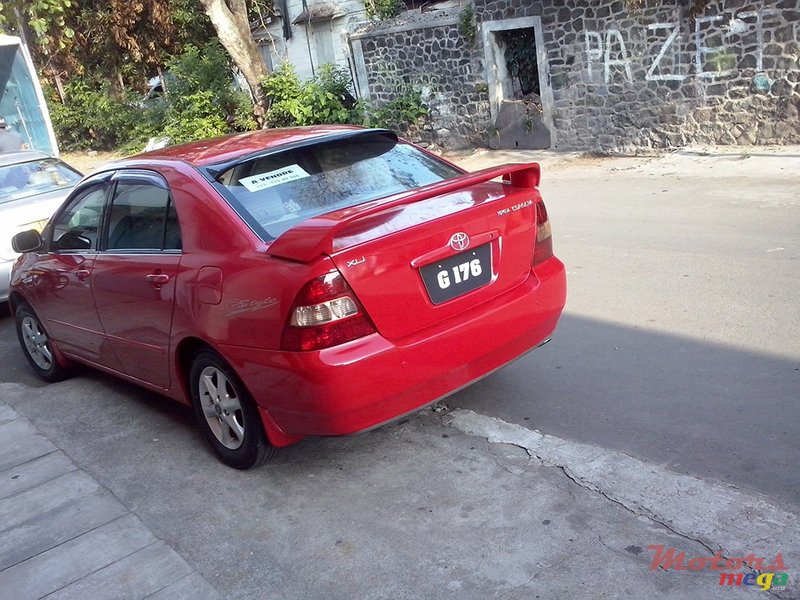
[[449, 232, 470, 252]]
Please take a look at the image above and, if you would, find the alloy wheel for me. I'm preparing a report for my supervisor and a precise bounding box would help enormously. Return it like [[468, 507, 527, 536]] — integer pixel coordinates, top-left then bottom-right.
[[197, 366, 245, 450], [21, 315, 53, 371]]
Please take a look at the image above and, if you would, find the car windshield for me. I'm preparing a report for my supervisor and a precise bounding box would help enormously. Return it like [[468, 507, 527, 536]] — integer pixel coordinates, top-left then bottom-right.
[[210, 133, 462, 240], [0, 158, 82, 204]]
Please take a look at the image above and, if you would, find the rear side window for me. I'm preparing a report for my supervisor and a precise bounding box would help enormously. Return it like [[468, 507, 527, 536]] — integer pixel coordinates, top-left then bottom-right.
[[212, 134, 460, 239], [105, 182, 181, 251]]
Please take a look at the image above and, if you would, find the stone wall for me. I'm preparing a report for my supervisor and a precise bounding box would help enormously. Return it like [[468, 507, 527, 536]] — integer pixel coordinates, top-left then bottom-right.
[[352, 0, 800, 151], [350, 8, 490, 148]]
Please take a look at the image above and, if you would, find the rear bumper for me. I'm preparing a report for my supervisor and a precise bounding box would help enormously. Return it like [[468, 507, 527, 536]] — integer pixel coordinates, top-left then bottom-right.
[[220, 258, 566, 442]]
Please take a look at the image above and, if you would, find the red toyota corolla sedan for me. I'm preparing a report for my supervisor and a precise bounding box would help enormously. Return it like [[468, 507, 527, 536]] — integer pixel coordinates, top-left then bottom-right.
[[9, 126, 566, 469]]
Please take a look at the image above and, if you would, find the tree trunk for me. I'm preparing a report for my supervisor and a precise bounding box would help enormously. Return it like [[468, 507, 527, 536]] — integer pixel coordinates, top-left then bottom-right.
[[198, 0, 270, 126]]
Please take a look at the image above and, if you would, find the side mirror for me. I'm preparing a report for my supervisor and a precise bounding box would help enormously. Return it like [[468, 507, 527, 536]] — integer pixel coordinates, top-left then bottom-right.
[[11, 229, 43, 253], [55, 230, 92, 251]]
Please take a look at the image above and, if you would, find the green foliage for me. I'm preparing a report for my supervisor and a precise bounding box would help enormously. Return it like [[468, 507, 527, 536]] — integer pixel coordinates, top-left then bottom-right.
[[261, 63, 428, 134], [262, 63, 355, 127], [459, 5, 476, 45], [159, 42, 255, 146], [364, 0, 402, 21], [170, 0, 219, 46], [307, 63, 355, 123], [48, 40, 428, 152], [362, 89, 428, 132], [233, 92, 259, 131], [0, 0, 75, 49], [118, 101, 169, 155], [1, 0, 216, 95], [165, 42, 232, 101], [163, 90, 229, 144], [623, 0, 711, 21], [260, 63, 304, 127], [50, 41, 260, 152], [47, 79, 140, 150]]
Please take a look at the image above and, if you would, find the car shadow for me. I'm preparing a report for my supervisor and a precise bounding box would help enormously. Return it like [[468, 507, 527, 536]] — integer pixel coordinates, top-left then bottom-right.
[[452, 313, 800, 509], [2, 308, 797, 508]]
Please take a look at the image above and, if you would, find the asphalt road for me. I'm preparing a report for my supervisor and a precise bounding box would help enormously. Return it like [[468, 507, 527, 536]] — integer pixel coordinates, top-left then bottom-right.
[[1, 147, 797, 513], [455, 148, 800, 509]]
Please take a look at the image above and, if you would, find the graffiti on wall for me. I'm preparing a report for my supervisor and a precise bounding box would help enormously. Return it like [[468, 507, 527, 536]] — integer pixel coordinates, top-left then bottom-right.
[[585, 29, 633, 82], [585, 6, 792, 83]]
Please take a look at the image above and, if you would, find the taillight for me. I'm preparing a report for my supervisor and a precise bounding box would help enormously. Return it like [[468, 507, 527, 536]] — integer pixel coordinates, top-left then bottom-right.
[[281, 270, 376, 351], [532, 200, 553, 266]]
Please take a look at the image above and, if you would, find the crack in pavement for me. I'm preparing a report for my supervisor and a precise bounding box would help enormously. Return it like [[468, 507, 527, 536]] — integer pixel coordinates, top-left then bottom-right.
[[486, 431, 721, 556], [444, 408, 800, 600], [554, 463, 719, 555], [495, 548, 585, 600]]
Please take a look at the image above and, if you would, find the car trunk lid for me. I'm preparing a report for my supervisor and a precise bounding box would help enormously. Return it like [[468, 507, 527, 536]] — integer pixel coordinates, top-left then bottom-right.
[[269, 164, 543, 341]]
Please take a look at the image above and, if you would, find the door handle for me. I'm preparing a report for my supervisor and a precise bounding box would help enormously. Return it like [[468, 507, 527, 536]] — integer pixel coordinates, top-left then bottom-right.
[[146, 273, 170, 286], [75, 269, 91, 281]]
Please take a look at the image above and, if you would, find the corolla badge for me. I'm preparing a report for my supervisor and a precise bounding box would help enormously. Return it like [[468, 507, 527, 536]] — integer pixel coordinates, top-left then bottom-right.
[[449, 232, 470, 252]]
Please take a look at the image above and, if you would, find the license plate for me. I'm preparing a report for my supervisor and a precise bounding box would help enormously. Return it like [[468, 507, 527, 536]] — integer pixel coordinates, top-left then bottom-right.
[[420, 243, 492, 305]]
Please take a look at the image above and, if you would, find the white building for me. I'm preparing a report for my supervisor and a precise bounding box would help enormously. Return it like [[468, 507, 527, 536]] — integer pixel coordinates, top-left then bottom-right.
[[253, 0, 368, 82]]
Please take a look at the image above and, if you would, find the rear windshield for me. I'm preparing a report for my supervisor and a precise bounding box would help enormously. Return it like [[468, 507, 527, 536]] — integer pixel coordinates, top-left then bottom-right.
[[210, 133, 461, 240]]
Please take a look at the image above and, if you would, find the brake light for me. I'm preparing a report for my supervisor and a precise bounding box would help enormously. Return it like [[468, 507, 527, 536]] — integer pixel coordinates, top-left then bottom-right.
[[532, 200, 553, 266], [281, 270, 376, 351]]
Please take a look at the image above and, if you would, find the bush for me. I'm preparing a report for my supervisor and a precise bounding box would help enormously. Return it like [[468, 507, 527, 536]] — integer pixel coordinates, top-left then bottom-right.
[[365, 0, 402, 20], [262, 63, 356, 127], [164, 42, 235, 107], [48, 79, 140, 151], [260, 63, 304, 127], [362, 89, 428, 133], [49, 45, 430, 153], [160, 42, 255, 145], [261, 62, 429, 137], [163, 90, 230, 145], [118, 99, 169, 155], [49, 42, 257, 153]]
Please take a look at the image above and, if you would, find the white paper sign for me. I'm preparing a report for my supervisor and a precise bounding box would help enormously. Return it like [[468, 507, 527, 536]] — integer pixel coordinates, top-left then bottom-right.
[[239, 164, 310, 192]]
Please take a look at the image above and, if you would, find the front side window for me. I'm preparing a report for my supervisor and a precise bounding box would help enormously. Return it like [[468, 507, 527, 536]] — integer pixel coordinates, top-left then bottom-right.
[[210, 133, 461, 240], [105, 181, 181, 251], [51, 185, 107, 251]]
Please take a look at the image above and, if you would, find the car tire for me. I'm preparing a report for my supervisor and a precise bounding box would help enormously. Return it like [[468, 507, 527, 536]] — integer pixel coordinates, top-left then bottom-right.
[[189, 349, 277, 469], [15, 303, 72, 383]]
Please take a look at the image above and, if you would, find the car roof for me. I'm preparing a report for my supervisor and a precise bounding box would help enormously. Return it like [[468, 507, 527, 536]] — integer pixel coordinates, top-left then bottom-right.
[[0, 150, 51, 167], [134, 125, 367, 168]]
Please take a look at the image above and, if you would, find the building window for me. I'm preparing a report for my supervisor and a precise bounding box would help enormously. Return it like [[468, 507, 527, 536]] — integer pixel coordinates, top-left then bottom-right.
[[257, 42, 275, 72], [313, 22, 335, 66]]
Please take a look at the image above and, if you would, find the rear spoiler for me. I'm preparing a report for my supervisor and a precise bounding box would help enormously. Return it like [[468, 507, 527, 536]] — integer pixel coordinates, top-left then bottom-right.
[[266, 162, 541, 263]]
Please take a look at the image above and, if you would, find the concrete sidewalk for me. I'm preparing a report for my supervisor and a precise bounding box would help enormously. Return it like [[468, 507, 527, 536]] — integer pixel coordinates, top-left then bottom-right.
[[0, 400, 221, 600], [3, 378, 789, 599]]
